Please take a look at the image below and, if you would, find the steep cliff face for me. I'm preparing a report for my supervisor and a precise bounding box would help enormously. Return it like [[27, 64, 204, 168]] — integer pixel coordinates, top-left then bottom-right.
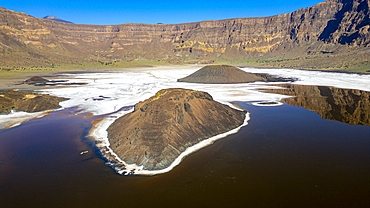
[[263, 84, 370, 126], [107, 88, 246, 170], [0, 0, 369, 69], [318, 0, 370, 45]]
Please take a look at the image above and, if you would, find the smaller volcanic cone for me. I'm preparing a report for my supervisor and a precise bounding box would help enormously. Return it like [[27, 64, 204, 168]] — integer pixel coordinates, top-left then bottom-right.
[[178, 65, 266, 84]]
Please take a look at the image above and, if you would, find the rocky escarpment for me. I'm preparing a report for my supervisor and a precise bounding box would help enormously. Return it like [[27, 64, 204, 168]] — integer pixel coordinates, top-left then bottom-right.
[[0, 90, 68, 114], [178, 65, 297, 83], [0, 0, 369, 70], [263, 84, 370, 126], [107, 88, 246, 170]]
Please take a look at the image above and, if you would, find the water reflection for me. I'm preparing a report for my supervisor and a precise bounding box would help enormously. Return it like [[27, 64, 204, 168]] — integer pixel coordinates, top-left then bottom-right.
[[262, 84, 370, 126], [1, 87, 369, 207]]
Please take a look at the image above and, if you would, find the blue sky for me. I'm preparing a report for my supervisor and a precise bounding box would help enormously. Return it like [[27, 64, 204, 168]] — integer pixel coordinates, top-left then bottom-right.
[[2, 0, 324, 25]]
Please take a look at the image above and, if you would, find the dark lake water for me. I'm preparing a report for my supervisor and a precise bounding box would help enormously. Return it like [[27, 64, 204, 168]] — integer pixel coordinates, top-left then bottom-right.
[[0, 85, 369, 208]]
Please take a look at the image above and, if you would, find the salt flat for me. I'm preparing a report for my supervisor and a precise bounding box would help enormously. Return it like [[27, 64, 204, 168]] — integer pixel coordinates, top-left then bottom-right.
[[2, 65, 370, 134], [1, 65, 369, 174], [38, 65, 370, 116], [35, 65, 370, 174]]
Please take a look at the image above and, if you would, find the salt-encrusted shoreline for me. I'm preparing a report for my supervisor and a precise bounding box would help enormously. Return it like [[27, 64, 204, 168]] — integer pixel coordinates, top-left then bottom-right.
[[250, 101, 284, 106], [89, 103, 250, 176], [0, 110, 56, 129]]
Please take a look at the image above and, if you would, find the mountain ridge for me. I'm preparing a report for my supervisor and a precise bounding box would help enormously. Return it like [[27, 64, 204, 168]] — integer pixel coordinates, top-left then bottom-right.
[[43, 15, 73, 24], [0, 0, 369, 72]]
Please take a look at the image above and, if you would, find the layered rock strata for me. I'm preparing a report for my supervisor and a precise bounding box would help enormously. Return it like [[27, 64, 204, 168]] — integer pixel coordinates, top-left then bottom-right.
[[0, 0, 369, 69], [107, 88, 246, 170], [0, 90, 67, 114]]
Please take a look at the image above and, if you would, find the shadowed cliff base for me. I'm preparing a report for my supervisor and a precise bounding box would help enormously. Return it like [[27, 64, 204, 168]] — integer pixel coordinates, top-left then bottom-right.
[[177, 65, 297, 84], [107, 88, 247, 171]]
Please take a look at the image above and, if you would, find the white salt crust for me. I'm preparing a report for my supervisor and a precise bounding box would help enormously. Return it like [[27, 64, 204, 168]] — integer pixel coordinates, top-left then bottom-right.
[[2, 65, 369, 175]]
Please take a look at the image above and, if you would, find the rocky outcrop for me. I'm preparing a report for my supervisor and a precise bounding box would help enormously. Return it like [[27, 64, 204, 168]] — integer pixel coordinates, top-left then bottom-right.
[[0, 90, 68, 114], [107, 88, 246, 170], [0, 0, 369, 69], [178, 65, 297, 83], [263, 84, 370, 126]]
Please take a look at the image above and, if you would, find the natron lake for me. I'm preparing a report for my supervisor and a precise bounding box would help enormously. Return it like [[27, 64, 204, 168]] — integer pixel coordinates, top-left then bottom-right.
[[0, 84, 369, 208]]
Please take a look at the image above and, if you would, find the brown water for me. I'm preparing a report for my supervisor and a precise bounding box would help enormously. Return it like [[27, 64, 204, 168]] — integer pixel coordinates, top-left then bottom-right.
[[0, 90, 369, 207]]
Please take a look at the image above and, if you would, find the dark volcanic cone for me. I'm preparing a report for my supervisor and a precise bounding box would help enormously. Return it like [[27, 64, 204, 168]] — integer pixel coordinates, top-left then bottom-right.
[[107, 88, 246, 170], [23, 76, 88, 86], [24, 76, 50, 86], [178, 65, 266, 84], [25, 76, 49, 82]]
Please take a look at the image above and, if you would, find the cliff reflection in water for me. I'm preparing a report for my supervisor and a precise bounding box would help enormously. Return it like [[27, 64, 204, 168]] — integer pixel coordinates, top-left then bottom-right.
[[263, 84, 370, 126]]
